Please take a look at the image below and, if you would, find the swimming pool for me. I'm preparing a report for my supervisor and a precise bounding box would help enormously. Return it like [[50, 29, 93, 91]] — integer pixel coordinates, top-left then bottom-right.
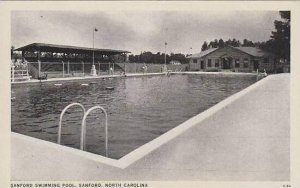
[[11, 74, 258, 159]]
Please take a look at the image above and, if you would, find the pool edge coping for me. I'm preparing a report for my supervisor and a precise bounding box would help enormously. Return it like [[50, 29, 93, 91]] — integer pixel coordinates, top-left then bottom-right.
[[11, 71, 258, 86], [11, 73, 271, 169]]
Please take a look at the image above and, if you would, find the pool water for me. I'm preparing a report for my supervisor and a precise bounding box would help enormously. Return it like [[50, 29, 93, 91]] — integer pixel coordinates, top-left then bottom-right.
[[11, 74, 258, 159]]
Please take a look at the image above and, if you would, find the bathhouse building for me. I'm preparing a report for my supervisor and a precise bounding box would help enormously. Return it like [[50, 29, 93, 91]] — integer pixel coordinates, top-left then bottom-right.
[[188, 46, 277, 73]]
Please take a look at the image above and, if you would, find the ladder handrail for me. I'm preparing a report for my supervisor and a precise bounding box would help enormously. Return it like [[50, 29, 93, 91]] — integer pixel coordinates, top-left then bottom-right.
[[80, 106, 108, 157], [58, 103, 86, 144]]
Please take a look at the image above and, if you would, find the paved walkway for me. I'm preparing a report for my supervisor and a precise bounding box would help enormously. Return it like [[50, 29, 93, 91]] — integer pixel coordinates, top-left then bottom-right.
[[11, 73, 165, 85], [11, 71, 257, 86], [11, 74, 290, 181]]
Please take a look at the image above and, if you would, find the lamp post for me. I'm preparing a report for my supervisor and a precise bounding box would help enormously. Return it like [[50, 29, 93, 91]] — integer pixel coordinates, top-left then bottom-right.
[[164, 41, 167, 72], [98, 62, 100, 75], [163, 28, 168, 72], [90, 28, 98, 76]]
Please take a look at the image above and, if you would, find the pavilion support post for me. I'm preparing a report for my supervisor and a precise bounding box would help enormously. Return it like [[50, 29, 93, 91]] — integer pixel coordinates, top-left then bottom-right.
[[82, 61, 84, 76], [51, 52, 54, 61], [62, 61, 65, 78], [112, 63, 115, 75], [67, 61, 70, 75], [109, 62, 111, 74]]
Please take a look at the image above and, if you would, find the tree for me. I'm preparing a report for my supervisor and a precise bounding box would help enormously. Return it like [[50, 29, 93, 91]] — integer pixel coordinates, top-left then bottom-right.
[[270, 11, 290, 61], [231, 38, 241, 47], [218, 39, 225, 48], [201, 41, 208, 51], [242, 39, 255, 47], [213, 39, 219, 48], [225, 39, 232, 46]]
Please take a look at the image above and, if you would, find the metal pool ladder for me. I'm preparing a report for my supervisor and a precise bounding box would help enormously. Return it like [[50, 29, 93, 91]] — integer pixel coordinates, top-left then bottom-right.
[[57, 103, 108, 157]]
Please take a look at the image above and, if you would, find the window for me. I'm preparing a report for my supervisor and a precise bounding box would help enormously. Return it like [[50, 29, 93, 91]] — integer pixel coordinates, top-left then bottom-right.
[[215, 59, 219, 67], [235, 59, 240, 68], [264, 58, 269, 64], [193, 59, 197, 63], [243, 58, 249, 68], [207, 59, 212, 67]]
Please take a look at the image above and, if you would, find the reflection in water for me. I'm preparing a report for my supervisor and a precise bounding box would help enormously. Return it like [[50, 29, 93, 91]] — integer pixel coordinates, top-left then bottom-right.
[[12, 74, 257, 159]]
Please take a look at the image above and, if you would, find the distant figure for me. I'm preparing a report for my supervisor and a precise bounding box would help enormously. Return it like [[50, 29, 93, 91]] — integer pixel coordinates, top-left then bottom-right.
[[141, 66, 145, 74], [110, 67, 114, 75], [263, 69, 268, 77], [166, 70, 171, 77], [142, 65, 147, 74], [38, 73, 48, 81]]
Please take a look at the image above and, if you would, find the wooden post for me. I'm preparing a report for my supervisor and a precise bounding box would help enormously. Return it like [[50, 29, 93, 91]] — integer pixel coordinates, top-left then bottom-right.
[[67, 61, 70, 75], [112, 63, 114, 75], [11, 64, 15, 83]]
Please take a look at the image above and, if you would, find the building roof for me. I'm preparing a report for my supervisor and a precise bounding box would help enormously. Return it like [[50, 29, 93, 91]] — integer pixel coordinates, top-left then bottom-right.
[[234, 47, 274, 57], [188, 46, 274, 59], [14, 43, 130, 55], [187, 48, 218, 59]]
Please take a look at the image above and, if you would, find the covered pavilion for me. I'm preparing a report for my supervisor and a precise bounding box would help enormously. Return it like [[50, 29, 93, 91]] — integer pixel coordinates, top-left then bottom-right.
[[13, 43, 130, 78], [14, 43, 130, 62]]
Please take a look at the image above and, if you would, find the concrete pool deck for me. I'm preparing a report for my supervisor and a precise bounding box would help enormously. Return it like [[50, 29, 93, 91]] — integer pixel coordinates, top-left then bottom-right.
[[11, 73, 290, 181], [11, 72, 165, 85], [11, 71, 258, 86]]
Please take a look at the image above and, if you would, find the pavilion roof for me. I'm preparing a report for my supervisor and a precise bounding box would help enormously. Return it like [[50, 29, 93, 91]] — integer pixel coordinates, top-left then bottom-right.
[[14, 43, 130, 55]]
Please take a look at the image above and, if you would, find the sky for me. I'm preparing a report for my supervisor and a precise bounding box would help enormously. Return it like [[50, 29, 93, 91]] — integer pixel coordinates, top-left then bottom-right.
[[11, 11, 281, 55]]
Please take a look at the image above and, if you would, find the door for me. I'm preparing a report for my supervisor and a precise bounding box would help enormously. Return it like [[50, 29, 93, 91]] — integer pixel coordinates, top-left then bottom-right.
[[222, 58, 230, 69], [253, 60, 259, 71], [200, 61, 204, 69]]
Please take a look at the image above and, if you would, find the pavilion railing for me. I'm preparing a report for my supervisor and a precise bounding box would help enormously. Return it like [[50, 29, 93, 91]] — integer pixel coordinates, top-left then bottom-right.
[[11, 61, 31, 82]]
